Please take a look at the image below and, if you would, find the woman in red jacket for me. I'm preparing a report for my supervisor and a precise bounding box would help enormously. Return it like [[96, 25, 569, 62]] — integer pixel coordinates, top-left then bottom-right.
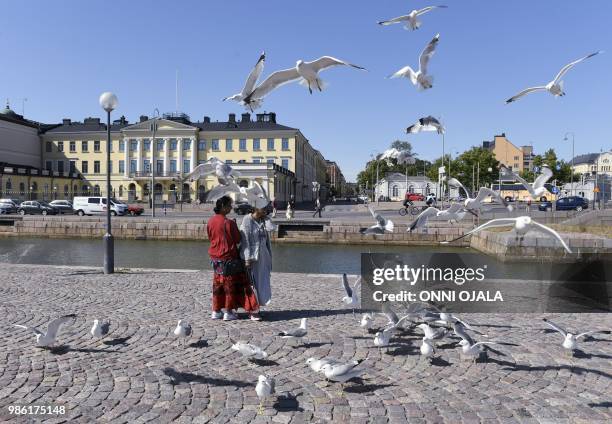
[[207, 196, 259, 321]]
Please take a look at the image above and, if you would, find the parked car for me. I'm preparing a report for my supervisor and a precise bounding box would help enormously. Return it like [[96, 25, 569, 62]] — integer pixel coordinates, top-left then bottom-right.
[[49, 200, 74, 214], [17, 200, 58, 216], [405, 193, 425, 202], [73, 196, 128, 216], [0, 198, 21, 213], [0, 203, 13, 214], [127, 204, 144, 216], [539, 196, 589, 212]]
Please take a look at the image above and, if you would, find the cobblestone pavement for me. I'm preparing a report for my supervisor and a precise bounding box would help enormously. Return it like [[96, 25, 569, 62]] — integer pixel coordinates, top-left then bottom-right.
[[0, 264, 610, 423]]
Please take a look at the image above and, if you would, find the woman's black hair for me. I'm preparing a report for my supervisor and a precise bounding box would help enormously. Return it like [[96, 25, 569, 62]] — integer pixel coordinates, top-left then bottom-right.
[[213, 196, 232, 214]]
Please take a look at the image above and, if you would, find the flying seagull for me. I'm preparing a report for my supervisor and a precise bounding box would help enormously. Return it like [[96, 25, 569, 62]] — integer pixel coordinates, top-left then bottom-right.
[[90, 319, 110, 339], [223, 52, 266, 106], [341, 273, 361, 315], [361, 205, 394, 235], [389, 34, 440, 90], [14, 314, 77, 348], [231, 340, 269, 361], [379, 148, 416, 165], [501, 165, 553, 200], [441, 216, 572, 253], [255, 375, 275, 414], [408, 204, 469, 231], [173, 320, 192, 347], [243, 56, 367, 109], [406, 115, 445, 134], [543, 318, 611, 356], [186, 157, 242, 202], [378, 6, 448, 31], [278, 318, 308, 340], [506, 51, 603, 103], [448, 179, 512, 212]]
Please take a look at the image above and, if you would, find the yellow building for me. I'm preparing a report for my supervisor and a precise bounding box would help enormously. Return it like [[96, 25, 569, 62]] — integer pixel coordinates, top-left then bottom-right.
[[482, 133, 534, 173]]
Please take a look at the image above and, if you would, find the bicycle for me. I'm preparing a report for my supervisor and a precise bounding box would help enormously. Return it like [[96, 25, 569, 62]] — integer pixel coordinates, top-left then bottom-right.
[[398, 202, 422, 216]]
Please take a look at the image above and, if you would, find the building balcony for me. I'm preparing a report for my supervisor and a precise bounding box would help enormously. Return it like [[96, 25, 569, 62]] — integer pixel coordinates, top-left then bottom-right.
[[130, 171, 181, 180]]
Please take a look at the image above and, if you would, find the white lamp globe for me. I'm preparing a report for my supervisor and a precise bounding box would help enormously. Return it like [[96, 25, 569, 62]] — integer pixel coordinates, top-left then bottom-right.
[[99, 92, 118, 112]]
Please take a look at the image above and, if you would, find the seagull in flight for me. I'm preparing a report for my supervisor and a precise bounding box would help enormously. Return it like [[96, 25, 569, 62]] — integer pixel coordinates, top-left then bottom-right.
[[255, 375, 275, 414], [543, 318, 611, 356], [173, 320, 192, 348], [448, 178, 512, 212], [506, 51, 603, 103], [361, 205, 394, 235], [501, 165, 553, 200], [223, 52, 265, 107], [341, 273, 361, 315], [378, 6, 448, 31], [441, 216, 572, 253], [409, 204, 471, 231], [90, 319, 110, 339], [243, 56, 366, 109], [14, 314, 77, 347], [406, 115, 445, 134], [389, 34, 440, 90], [379, 148, 416, 165]]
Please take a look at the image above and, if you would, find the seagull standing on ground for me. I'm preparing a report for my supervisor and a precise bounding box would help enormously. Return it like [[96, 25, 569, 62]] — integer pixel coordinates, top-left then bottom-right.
[[255, 375, 275, 414], [406, 115, 445, 134], [173, 320, 192, 347], [389, 34, 440, 90], [543, 318, 611, 356], [14, 314, 77, 348], [417, 323, 448, 343], [361, 205, 394, 235], [278, 318, 308, 342], [378, 6, 448, 30], [223, 52, 265, 107], [231, 340, 269, 361], [90, 319, 110, 339], [320, 360, 366, 392], [420, 337, 436, 362], [458, 339, 502, 363], [442, 216, 572, 253], [360, 313, 374, 330], [501, 165, 553, 201], [506, 51, 603, 103], [243, 56, 366, 109], [306, 357, 340, 373]]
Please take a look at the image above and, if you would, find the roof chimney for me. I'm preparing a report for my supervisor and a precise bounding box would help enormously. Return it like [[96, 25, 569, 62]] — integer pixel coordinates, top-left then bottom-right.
[[228, 113, 236, 123], [269, 112, 276, 123], [140, 115, 148, 123], [203, 116, 211, 123], [62, 118, 71, 125], [84, 117, 101, 125], [241, 113, 251, 122]]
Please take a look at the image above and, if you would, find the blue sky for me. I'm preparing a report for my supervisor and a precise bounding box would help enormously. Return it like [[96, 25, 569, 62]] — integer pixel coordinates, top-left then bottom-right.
[[1, 0, 610, 180]]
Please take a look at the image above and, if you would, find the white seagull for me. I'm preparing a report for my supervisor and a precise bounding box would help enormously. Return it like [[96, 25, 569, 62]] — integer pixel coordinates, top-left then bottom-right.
[[441, 216, 572, 253], [406, 115, 445, 134], [448, 179, 512, 212], [389, 34, 440, 90], [506, 51, 603, 103], [341, 273, 361, 315], [231, 340, 269, 361], [459, 339, 502, 363], [501, 165, 553, 200], [90, 319, 110, 339], [173, 320, 192, 347], [187, 157, 242, 202], [408, 204, 469, 231], [243, 56, 366, 109], [255, 375, 275, 414], [360, 313, 374, 330], [306, 357, 340, 373], [378, 6, 448, 31], [420, 337, 436, 362], [320, 360, 366, 391], [543, 318, 611, 356], [379, 148, 416, 165], [417, 323, 448, 342], [14, 314, 76, 348], [277, 318, 308, 340], [361, 205, 394, 235], [223, 52, 266, 107]]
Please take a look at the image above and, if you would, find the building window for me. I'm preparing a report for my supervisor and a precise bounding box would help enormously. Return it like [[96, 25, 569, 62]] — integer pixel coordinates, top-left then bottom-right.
[[69, 141, 76, 152], [239, 139, 247, 151], [211, 139, 219, 151], [183, 139, 191, 150], [267, 158, 275, 164], [282, 138, 289, 151], [130, 160, 137, 173], [156, 139, 164, 151], [267, 138, 274, 151], [94, 161, 101, 174], [119, 160, 125, 174], [226, 139, 233, 151], [198, 140, 206, 150], [253, 159, 261, 164], [170, 160, 177, 173], [119, 140, 125, 152], [94, 140, 101, 152], [57, 161, 64, 173], [392, 185, 399, 197], [144, 159, 151, 172], [81, 141, 88, 152], [253, 138, 261, 150], [156, 160, 163, 173], [57, 141, 64, 152], [69, 161, 76, 173], [82, 161, 88, 173], [514, 156, 519, 161], [45, 161, 53, 171], [143, 139, 151, 152], [170, 139, 177, 150], [183, 159, 190, 171], [130, 140, 137, 151], [45, 142, 52, 153], [282, 158, 289, 169]]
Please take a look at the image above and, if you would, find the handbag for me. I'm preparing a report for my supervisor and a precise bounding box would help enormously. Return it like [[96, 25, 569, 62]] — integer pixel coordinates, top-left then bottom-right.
[[220, 219, 245, 276]]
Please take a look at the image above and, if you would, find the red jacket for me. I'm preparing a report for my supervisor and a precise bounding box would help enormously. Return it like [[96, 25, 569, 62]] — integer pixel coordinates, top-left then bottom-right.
[[207, 214, 241, 260]]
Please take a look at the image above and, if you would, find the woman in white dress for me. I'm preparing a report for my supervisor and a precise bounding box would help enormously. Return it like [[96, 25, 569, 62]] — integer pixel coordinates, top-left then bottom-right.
[[240, 198, 273, 316]]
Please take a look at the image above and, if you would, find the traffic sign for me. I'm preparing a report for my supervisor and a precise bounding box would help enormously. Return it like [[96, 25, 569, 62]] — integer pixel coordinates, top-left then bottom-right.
[[533, 166, 540, 173]]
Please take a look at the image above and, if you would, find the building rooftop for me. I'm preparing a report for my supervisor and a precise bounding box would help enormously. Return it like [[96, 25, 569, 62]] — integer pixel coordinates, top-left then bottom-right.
[[192, 112, 297, 132], [571, 153, 600, 165], [44, 116, 131, 134]]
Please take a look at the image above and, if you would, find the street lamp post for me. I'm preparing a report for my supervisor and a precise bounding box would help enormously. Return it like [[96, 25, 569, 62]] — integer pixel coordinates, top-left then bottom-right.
[[99, 92, 118, 275], [564, 132, 575, 196], [150, 109, 160, 217]]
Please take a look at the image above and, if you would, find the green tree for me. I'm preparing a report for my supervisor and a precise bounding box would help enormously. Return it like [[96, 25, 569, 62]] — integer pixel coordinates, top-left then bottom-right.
[[432, 147, 500, 195]]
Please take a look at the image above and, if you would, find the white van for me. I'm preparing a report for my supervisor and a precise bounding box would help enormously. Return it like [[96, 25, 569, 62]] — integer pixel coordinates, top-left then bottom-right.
[[73, 197, 128, 216]]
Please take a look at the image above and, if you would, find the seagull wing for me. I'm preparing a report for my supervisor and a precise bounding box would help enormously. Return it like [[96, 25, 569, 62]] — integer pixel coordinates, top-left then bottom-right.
[[186, 162, 216, 180], [543, 318, 567, 337], [441, 218, 517, 244], [409, 207, 440, 232], [445, 203, 464, 214], [240, 52, 266, 97], [378, 14, 410, 25], [576, 330, 610, 339], [307, 56, 366, 72], [352, 276, 362, 291], [367, 204, 378, 220], [453, 322, 475, 345], [246, 67, 301, 101], [510, 171, 536, 197], [552, 51, 602, 84], [14, 324, 43, 336], [448, 178, 469, 197], [419, 33, 440, 75], [416, 5, 448, 16], [206, 183, 240, 202], [342, 273, 353, 298], [46, 314, 76, 339], [381, 302, 399, 325], [533, 166, 553, 190], [505, 86, 548, 103], [531, 221, 572, 254], [388, 65, 416, 80]]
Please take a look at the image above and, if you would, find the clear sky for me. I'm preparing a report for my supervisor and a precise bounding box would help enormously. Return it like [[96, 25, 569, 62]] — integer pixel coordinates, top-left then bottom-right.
[[1, 0, 610, 180]]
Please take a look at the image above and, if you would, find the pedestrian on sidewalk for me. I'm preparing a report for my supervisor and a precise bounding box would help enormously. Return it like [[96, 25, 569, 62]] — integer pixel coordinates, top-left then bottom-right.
[[240, 198, 273, 316], [312, 197, 322, 218], [207, 196, 260, 321]]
